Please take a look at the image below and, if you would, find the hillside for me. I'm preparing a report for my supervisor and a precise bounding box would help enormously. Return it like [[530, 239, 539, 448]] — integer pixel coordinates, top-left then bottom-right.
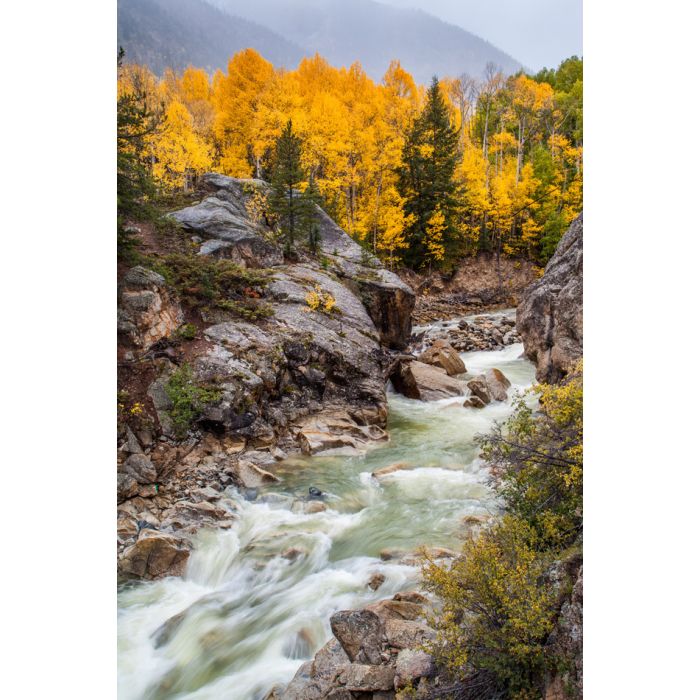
[[214, 0, 523, 82], [117, 0, 306, 74]]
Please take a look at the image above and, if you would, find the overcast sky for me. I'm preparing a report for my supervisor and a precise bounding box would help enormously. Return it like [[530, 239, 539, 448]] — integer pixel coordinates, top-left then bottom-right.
[[381, 0, 582, 71]]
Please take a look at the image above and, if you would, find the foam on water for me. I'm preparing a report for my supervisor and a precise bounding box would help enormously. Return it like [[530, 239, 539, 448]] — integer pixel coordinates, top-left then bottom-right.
[[118, 332, 536, 700]]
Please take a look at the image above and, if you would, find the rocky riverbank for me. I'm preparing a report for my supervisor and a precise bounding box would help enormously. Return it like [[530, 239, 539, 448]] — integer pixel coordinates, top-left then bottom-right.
[[269, 593, 442, 699], [117, 173, 414, 579]]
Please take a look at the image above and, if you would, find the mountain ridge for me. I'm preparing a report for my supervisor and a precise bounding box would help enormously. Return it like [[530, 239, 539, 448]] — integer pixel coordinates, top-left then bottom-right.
[[117, 0, 306, 74], [118, 0, 524, 82]]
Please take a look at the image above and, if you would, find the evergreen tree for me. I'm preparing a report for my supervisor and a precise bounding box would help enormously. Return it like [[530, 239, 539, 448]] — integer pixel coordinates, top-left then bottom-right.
[[397, 76, 460, 270], [269, 120, 307, 256], [117, 48, 160, 218], [302, 171, 322, 253]]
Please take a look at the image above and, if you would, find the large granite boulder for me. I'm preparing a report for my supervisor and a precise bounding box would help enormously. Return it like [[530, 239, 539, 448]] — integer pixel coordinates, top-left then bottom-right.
[[517, 214, 583, 383], [391, 360, 469, 401], [118, 266, 183, 351]]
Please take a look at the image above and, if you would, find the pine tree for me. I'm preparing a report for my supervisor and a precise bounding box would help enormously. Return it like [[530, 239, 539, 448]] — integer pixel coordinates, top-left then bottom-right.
[[302, 172, 323, 253], [117, 48, 162, 253], [269, 120, 308, 257], [397, 77, 460, 270]]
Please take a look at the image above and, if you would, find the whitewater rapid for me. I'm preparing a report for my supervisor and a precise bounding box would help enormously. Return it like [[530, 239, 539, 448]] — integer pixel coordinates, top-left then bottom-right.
[[118, 334, 536, 700]]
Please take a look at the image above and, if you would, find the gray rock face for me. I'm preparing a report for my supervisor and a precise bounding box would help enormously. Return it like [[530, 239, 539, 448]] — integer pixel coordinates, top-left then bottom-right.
[[121, 453, 157, 484], [391, 360, 469, 401], [517, 214, 583, 383], [545, 565, 583, 700], [118, 266, 183, 351]]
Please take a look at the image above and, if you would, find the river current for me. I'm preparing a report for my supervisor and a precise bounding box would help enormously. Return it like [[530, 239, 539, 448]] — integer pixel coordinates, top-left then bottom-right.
[[118, 315, 536, 700]]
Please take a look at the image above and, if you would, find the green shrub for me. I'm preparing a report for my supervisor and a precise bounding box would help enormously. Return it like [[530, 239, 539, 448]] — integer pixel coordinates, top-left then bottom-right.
[[175, 323, 197, 341], [165, 364, 222, 438], [422, 364, 583, 698], [148, 253, 272, 318], [480, 362, 583, 551], [423, 516, 557, 698]]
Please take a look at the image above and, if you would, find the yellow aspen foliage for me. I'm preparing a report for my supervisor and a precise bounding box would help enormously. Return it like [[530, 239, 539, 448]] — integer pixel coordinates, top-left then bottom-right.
[[118, 50, 582, 264], [425, 208, 447, 263], [151, 101, 212, 191]]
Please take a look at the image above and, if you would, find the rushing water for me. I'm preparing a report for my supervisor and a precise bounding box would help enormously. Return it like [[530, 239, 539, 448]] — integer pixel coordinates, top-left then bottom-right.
[[118, 326, 536, 700]]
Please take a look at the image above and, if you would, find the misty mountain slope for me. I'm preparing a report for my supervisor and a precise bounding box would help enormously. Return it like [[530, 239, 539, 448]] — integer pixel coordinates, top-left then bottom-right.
[[117, 0, 306, 74], [211, 0, 523, 82]]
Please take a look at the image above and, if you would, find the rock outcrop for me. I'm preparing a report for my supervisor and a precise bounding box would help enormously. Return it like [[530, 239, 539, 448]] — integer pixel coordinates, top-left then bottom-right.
[[117, 266, 183, 353], [117, 173, 416, 577], [544, 565, 583, 700], [274, 594, 440, 699], [517, 214, 583, 383]]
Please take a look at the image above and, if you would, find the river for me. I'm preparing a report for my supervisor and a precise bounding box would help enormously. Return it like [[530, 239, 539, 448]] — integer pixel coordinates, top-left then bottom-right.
[[117, 318, 536, 700]]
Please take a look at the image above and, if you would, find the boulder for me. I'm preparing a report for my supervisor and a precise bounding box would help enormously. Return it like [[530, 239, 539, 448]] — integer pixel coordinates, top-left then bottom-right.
[[384, 619, 436, 650], [118, 530, 190, 580], [117, 473, 139, 503], [466, 376, 491, 405], [296, 410, 388, 455], [118, 266, 183, 351], [330, 609, 384, 665], [483, 368, 511, 401], [232, 460, 280, 488], [367, 572, 386, 591], [391, 361, 469, 401], [310, 638, 351, 681], [121, 453, 157, 484], [394, 649, 436, 690], [341, 664, 395, 692], [418, 340, 466, 376], [517, 214, 583, 383], [464, 395, 486, 409]]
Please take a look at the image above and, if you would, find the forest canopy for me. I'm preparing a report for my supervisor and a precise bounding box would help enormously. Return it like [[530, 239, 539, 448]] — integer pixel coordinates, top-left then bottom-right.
[[117, 50, 582, 269]]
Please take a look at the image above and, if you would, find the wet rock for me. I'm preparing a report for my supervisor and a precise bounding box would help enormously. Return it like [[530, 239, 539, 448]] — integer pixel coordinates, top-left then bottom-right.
[[517, 213, 583, 384], [330, 609, 384, 665], [296, 410, 388, 455], [464, 395, 486, 409], [118, 530, 190, 580], [418, 339, 466, 376], [306, 501, 327, 514], [371, 462, 410, 479], [118, 266, 183, 352], [466, 376, 492, 405], [390, 361, 469, 401], [483, 368, 511, 401], [367, 572, 386, 591], [232, 460, 280, 488], [394, 649, 436, 690]]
